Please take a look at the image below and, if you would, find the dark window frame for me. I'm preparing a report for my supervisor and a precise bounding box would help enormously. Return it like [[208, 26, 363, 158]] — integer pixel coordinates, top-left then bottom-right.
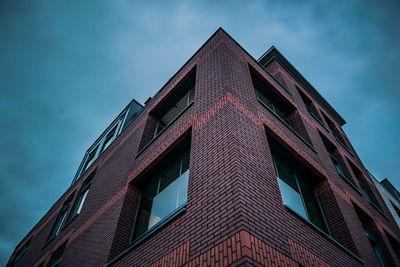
[[47, 242, 66, 267], [66, 171, 95, 224], [46, 195, 74, 243], [10, 238, 31, 267]]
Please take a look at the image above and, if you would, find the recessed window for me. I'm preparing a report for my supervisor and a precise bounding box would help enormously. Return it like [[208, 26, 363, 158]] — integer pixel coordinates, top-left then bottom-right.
[[153, 72, 195, 137], [251, 68, 313, 146], [251, 70, 292, 124], [269, 136, 328, 233], [356, 211, 388, 267], [297, 86, 324, 124], [48, 242, 66, 267], [386, 233, 400, 263], [348, 161, 381, 207], [47, 195, 73, 241], [322, 112, 347, 148], [10, 238, 31, 267], [320, 132, 356, 185], [133, 149, 190, 240], [81, 147, 98, 174], [67, 172, 94, 222]]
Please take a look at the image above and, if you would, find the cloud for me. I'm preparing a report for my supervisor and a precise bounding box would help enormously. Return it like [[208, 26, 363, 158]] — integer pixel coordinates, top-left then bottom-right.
[[0, 0, 399, 264]]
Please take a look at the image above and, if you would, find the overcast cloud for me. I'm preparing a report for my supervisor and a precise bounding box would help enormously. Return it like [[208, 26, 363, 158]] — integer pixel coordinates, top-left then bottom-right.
[[0, 0, 399, 264]]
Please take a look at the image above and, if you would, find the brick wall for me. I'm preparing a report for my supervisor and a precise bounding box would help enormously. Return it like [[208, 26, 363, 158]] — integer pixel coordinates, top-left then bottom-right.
[[8, 28, 400, 267]]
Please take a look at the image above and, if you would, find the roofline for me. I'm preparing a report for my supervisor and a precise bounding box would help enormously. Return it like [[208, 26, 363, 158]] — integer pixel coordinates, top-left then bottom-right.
[[258, 46, 346, 126]]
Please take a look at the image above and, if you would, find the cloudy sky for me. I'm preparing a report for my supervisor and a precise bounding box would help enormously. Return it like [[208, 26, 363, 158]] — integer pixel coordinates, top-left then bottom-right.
[[1, 0, 399, 264]]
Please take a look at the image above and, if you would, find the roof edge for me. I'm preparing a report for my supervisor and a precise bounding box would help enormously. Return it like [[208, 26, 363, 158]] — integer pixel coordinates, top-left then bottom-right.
[[258, 46, 346, 126]]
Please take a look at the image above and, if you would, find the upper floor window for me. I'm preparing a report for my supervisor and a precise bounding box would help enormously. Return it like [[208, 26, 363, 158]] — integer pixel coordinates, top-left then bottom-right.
[[297, 87, 324, 124], [72, 100, 143, 184], [356, 211, 388, 266], [67, 172, 95, 222], [251, 70, 292, 124], [10, 238, 31, 267], [132, 140, 190, 240], [319, 132, 357, 186], [269, 137, 328, 234], [322, 112, 347, 148], [349, 161, 381, 208], [47, 195, 73, 241], [48, 242, 66, 267], [153, 71, 195, 137]]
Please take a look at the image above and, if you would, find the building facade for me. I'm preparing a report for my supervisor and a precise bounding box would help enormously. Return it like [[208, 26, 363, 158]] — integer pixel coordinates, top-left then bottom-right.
[[7, 28, 400, 266], [371, 174, 400, 230]]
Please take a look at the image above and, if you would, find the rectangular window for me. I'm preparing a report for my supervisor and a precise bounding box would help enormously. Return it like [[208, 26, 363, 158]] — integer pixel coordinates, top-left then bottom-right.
[[297, 87, 324, 123], [348, 161, 381, 207], [386, 233, 400, 263], [10, 238, 31, 267], [48, 243, 66, 267], [251, 70, 292, 124], [67, 172, 94, 222], [319, 132, 357, 187], [358, 214, 388, 266], [269, 136, 328, 234], [81, 147, 98, 174], [250, 68, 313, 146], [153, 74, 195, 137], [133, 152, 190, 240], [47, 195, 73, 241], [322, 112, 348, 148], [100, 125, 117, 153]]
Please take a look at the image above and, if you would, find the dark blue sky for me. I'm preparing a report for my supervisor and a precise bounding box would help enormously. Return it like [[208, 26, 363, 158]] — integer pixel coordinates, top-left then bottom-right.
[[1, 0, 399, 264]]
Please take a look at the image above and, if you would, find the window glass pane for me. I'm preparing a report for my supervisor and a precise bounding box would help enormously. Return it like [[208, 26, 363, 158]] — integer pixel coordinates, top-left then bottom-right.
[[177, 170, 189, 207], [277, 178, 307, 219], [181, 153, 190, 174], [298, 176, 327, 232], [101, 126, 117, 152], [134, 195, 152, 238], [150, 174, 183, 227], [159, 161, 180, 192], [160, 91, 190, 126], [189, 87, 195, 103], [76, 189, 89, 214]]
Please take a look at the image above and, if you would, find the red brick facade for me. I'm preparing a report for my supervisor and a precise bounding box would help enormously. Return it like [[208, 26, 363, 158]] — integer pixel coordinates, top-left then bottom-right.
[[8, 28, 400, 266]]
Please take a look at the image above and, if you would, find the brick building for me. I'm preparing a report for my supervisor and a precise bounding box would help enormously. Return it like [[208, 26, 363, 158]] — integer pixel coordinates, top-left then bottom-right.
[[7, 28, 400, 266]]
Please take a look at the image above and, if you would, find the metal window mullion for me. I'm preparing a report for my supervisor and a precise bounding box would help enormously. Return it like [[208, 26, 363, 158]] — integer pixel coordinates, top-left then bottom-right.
[[313, 190, 331, 236]]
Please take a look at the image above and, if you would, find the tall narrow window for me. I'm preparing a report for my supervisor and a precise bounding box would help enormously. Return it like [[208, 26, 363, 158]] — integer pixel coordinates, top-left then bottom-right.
[[48, 243, 66, 267], [358, 215, 387, 266], [10, 238, 31, 267], [82, 147, 98, 173], [133, 152, 190, 240], [67, 172, 95, 222], [269, 136, 328, 234], [250, 68, 312, 145], [386, 233, 400, 263], [100, 125, 117, 153], [251, 70, 292, 124], [322, 112, 347, 148], [297, 87, 324, 124], [48, 195, 73, 241], [349, 161, 380, 207], [320, 132, 356, 186], [153, 70, 195, 137]]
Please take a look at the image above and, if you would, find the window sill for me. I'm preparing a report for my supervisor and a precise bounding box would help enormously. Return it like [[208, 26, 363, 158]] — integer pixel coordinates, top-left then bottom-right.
[[284, 205, 364, 264], [369, 201, 390, 221], [257, 99, 317, 154], [105, 204, 187, 267], [136, 101, 193, 158], [338, 173, 363, 196]]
